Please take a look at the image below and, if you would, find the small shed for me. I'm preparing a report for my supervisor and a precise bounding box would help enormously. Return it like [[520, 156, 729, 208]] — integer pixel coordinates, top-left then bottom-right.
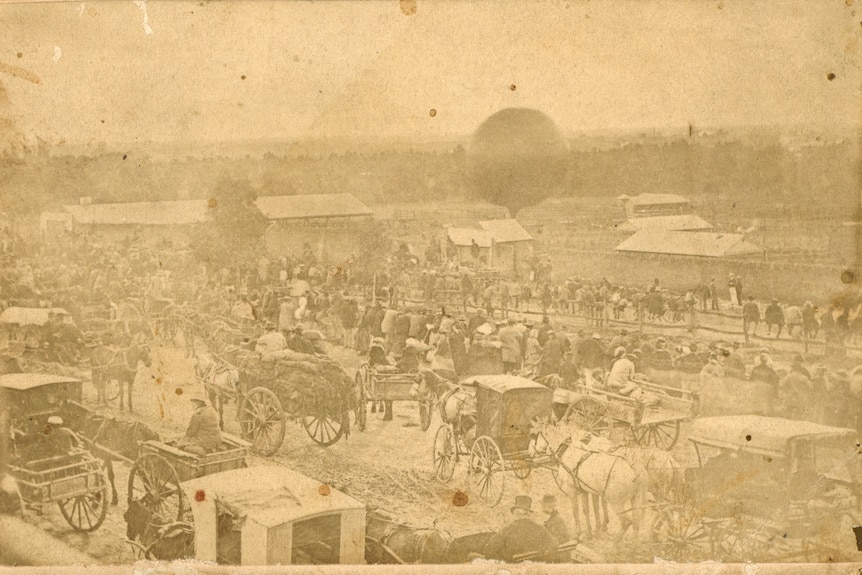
[[445, 219, 533, 275], [614, 230, 764, 259]]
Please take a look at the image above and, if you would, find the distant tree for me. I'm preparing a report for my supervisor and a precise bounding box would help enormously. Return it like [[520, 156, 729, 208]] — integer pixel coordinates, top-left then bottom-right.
[[189, 176, 269, 279]]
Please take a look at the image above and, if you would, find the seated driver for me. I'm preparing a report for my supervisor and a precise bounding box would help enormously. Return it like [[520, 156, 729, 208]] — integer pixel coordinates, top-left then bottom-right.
[[178, 396, 222, 456]]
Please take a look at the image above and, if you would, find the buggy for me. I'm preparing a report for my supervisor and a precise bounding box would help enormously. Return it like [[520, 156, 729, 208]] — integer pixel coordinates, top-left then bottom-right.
[[431, 375, 554, 506], [2, 373, 110, 532], [655, 415, 862, 562]]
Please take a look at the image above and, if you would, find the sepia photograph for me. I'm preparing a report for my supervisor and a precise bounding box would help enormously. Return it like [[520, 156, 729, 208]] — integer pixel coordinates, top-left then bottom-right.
[[0, 0, 861, 571]]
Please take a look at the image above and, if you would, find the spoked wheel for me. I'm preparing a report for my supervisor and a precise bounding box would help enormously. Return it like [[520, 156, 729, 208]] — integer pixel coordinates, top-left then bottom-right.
[[633, 421, 681, 450], [354, 372, 367, 432], [419, 400, 432, 431], [58, 466, 109, 532], [468, 435, 505, 507], [510, 454, 532, 480], [128, 453, 183, 523], [239, 387, 286, 456], [302, 392, 346, 447], [569, 397, 611, 436], [432, 424, 457, 481], [104, 378, 121, 402], [652, 505, 711, 560]]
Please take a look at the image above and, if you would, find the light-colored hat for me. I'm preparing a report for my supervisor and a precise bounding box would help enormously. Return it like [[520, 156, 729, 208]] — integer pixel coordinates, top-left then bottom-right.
[[47, 415, 63, 426], [614, 346, 627, 358]]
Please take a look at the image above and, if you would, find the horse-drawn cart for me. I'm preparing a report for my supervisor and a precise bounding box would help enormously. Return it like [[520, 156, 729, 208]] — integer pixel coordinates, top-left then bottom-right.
[[124, 436, 250, 560], [203, 347, 356, 455], [355, 364, 432, 431], [1, 373, 110, 532], [654, 415, 862, 562], [431, 375, 554, 506], [553, 376, 698, 450]]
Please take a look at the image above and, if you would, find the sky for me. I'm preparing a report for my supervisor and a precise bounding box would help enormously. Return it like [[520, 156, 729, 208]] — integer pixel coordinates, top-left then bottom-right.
[[0, 0, 859, 149]]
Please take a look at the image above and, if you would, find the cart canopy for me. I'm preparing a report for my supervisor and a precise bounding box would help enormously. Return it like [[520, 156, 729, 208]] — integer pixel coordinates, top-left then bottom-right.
[[0, 373, 81, 391], [465, 375, 552, 456], [181, 466, 364, 529], [0, 307, 69, 326], [689, 415, 856, 457]]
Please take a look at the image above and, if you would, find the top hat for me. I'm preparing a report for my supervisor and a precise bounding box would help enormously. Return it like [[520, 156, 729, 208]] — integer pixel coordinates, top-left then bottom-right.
[[511, 495, 533, 513]]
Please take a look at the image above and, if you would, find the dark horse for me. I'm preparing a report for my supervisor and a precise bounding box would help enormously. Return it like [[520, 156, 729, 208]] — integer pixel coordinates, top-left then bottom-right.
[[90, 341, 152, 411]]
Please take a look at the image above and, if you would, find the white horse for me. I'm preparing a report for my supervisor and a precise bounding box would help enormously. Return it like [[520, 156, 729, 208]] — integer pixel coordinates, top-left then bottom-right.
[[535, 423, 648, 543], [195, 352, 240, 429]]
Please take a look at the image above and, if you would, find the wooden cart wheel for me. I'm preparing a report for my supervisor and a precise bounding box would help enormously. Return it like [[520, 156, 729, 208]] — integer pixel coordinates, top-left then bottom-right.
[[58, 464, 109, 532], [569, 397, 611, 436], [419, 400, 432, 432], [128, 453, 184, 523], [468, 435, 505, 507], [303, 392, 346, 447], [633, 421, 681, 450], [354, 372, 367, 432], [510, 454, 532, 480], [239, 387, 286, 456], [652, 505, 711, 560], [432, 424, 457, 482]]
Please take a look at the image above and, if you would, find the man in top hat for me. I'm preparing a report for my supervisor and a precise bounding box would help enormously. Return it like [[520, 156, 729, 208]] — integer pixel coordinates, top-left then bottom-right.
[[178, 395, 222, 456], [484, 495, 559, 562]]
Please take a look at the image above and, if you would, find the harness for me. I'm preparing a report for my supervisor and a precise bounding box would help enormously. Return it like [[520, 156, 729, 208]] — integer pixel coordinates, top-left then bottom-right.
[[557, 438, 621, 495]]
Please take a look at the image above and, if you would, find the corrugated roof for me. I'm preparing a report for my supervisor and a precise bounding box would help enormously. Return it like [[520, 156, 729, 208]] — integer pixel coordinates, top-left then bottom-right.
[[64, 200, 210, 226], [626, 193, 690, 206], [0, 373, 81, 391], [254, 194, 372, 220], [181, 466, 364, 528], [447, 227, 493, 248], [617, 215, 713, 232], [0, 307, 69, 326], [689, 415, 855, 456], [615, 230, 763, 258], [478, 219, 533, 243]]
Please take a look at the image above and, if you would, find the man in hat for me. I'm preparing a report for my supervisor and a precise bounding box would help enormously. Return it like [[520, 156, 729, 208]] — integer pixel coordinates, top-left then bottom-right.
[[764, 298, 785, 338], [499, 318, 523, 374], [38, 415, 79, 457], [578, 333, 605, 385], [742, 296, 761, 342], [541, 330, 563, 376], [542, 494, 571, 545], [255, 321, 287, 355], [484, 495, 559, 562], [178, 396, 222, 456], [606, 347, 635, 392]]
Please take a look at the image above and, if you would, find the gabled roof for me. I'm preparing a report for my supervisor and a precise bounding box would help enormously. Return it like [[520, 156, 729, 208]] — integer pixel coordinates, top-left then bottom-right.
[[478, 219, 533, 243], [616, 215, 713, 232], [615, 230, 763, 258], [64, 200, 210, 226], [447, 227, 493, 248], [689, 415, 855, 456], [624, 193, 690, 206], [180, 466, 364, 528], [254, 194, 372, 220]]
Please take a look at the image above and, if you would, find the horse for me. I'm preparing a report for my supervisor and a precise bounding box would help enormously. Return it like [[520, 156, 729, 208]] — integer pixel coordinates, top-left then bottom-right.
[[416, 369, 476, 432], [90, 340, 152, 411], [195, 353, 240, 430], [364, 509, 450, 564], [534, 423, 648, 544]]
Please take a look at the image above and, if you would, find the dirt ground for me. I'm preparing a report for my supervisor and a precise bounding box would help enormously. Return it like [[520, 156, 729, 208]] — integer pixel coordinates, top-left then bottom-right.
[[18, 322, 861, 565]]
